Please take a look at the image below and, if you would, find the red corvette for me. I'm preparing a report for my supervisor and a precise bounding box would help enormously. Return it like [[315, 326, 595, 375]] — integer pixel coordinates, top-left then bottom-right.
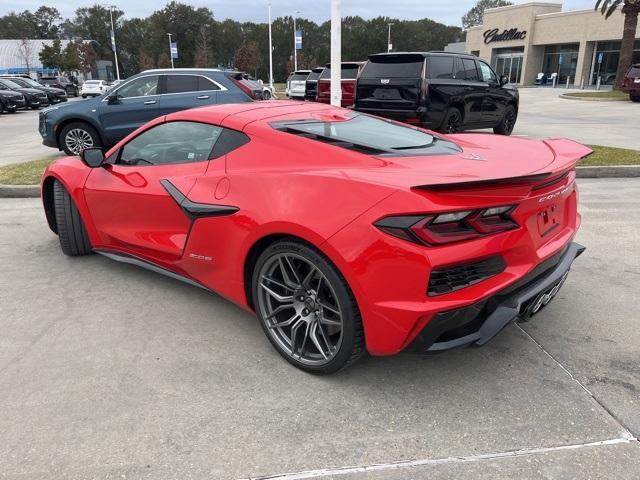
[[41, 101, 589, 373]]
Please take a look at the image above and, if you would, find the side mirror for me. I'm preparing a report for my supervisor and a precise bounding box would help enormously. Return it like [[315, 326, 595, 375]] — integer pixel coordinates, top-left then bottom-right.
[[499, 75, 509, 87], [106, 93, 121, 104], [80, 147, 105, 168]]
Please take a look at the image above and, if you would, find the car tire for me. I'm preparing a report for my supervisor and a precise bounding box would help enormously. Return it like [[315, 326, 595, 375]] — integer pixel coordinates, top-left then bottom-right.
[[263, 90, 272, 100], [630, 94, 640, 103], [494, 105, 517, 135], [81, 95, 87, 99], [53, 179, 93, 256], [440, 107, 463, 134], [0, 102, 4, 114], [252, 239, 365, 374], [60, 122, 101, 156]]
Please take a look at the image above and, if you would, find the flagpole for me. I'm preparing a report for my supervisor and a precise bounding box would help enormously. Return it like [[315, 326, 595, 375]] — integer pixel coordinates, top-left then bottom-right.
[[167, 33, 174, 68], [106, 5, 120, 80]]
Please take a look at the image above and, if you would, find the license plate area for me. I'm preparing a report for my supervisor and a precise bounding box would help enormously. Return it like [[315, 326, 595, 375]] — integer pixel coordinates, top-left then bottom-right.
[[537, 203, 562, 237]]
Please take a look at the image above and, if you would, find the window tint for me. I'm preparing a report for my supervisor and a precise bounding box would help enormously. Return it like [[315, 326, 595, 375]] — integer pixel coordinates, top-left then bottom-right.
[[165, 75, 198, 94], [320, 65, 360, 80], [0, 79, 21, 89], [8, 78, 28, 87], [428, 56, 454, 79], [478, 61, 497, 83], [119, 121, 223, 166], [462, 59, 480, 81], [628, 66, 640, 77], [116, 75, 159, 98], [362, 58, 424, 78], [306, 70, 322, 81]]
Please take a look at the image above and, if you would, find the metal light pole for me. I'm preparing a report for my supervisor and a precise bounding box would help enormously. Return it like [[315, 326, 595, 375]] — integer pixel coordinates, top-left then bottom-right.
[[105, 5, 120, 80], [293, 10, 301, 71], [268, 0, 273, 88], [387, 23, 394, 53], [330, 0, 341, 107], [167, 33, 174, 68]]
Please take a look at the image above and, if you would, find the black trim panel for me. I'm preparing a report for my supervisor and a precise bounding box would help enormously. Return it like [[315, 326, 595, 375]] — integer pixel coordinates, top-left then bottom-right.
[[159, 179, 239, 219]]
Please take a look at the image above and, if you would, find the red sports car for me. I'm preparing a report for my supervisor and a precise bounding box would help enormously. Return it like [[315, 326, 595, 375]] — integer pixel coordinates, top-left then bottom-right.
[[41, 101, 589, 373]]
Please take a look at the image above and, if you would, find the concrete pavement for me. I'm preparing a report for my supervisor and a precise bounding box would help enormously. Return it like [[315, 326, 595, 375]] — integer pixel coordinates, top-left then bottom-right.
[[0, 178, 638, 479]]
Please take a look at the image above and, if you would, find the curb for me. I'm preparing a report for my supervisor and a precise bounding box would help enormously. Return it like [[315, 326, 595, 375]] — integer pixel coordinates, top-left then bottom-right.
[[0, 184, 40, 198], [560, 94, 629, 102]]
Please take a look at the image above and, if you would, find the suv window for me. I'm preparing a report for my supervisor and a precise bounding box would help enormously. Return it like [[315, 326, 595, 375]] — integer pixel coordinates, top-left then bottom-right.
[[164, 74, 220, 94], [119, 121, 223, 166], [361, 56, 424, 79], [628, 66, 640, 77], [428, 56, 454, 79], [116, 75, 159, 98], [320, 65, 360, 80], [478, 61, 497, 83], [461, 58, 480, 81]]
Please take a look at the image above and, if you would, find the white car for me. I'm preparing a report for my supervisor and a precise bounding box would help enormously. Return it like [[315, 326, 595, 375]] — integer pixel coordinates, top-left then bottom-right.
[[286, 70, 310, 99], [80, 80, 108, 98]]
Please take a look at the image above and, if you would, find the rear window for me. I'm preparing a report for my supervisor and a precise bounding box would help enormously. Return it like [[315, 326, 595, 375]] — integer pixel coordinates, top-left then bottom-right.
[[361, 57, 424, 79], [274, 114, 461, 156], [428, 56, 455, 79], [290, 73, 309, 81], [320, 65, 360, 80], [306, 70, 322, 81], [628, 66, 640, 77]]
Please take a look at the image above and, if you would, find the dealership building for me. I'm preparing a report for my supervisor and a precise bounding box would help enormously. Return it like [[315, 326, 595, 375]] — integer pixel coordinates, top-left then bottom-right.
[[463, 2, 640, 87]]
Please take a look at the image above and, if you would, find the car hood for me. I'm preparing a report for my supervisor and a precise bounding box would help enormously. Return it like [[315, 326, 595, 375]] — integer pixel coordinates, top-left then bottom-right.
[[0, 89, 23, 98], [41, 96, 102, 116], [14, 87, 45, 96]]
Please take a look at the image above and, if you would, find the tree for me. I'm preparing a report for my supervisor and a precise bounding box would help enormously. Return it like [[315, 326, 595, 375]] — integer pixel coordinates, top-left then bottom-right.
[[67, 41, 97, 74], [595, 0, 640, 90], [16, 39, 34, 71], [157, 52, 172, 68], [193, 25, 211, 68], [462, 0, 513, 29], [234, 42, 262, 75], [138, 51, 155, 71], [32, 6, 62, 38], [39, 39, 64, 70]]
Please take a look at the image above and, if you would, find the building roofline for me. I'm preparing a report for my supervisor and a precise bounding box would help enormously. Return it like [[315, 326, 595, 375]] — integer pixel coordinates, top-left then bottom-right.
[[485, 2, 562, 14], [535, 8, 617, 19]]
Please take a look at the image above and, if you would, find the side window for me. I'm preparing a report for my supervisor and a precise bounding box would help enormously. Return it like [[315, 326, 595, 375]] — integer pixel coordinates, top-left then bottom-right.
[[428, 56, 454, 79], [119, 121, 223, 166], [211, 129, 250, 159], [197, 76, 221, 91], [164, 75, 199, 94], [462, 59, 480, 81], [478, 61, 498, 84], [116, 75, 159, 98]]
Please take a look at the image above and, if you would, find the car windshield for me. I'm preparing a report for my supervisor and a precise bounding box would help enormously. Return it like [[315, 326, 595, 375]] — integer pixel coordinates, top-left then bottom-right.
[[276, 114, 460, 156], [1, 79, 21, 89], [22, 78, 43, 87], [320, 65, 360, 80]]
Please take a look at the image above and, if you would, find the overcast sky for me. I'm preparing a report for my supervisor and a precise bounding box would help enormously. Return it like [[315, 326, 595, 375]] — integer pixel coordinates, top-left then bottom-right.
[[1, 0, 595, 27]]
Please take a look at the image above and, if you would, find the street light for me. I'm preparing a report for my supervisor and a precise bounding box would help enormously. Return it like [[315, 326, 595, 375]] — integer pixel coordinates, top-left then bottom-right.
[[293, 10, 301, 71], [268, 0, 274, 88], [104, 4, 120, 80], [167, 33, 174, 69], [387, 23, 394, 53]]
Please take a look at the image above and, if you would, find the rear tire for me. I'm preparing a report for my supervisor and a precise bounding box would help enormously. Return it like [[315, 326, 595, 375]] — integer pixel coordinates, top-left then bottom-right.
[[59, 122, 101, 156], [631, 94, 640, 103], [439, 107, 463, 134], [494, 105, 517, 135], [53, 180, 93, 256], [252, 239, 365, 374]]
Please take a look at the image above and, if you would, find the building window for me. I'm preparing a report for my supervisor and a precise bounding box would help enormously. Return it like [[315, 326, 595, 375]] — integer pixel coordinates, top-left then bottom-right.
[[592, 40, 640, 85], [542, 43, 580, 85]]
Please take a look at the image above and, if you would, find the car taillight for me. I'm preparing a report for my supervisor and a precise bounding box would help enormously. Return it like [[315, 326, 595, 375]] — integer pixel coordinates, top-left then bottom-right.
[[318, 81, 330, 96], [374, 205, 518, 246], [228, 75, 262, 100]]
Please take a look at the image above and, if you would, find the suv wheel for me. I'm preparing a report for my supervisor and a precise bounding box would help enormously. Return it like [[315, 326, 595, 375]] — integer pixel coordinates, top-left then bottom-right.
[[252, 239, 365, 374], [631, 94, 640, 103], [441, 107, 463, 134], [60, 122, 102, 156], [494, 105, 517, 136]]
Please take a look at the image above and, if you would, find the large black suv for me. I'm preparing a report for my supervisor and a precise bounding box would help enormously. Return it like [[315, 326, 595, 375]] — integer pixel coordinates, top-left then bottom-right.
[[355, 52, 519, 135]]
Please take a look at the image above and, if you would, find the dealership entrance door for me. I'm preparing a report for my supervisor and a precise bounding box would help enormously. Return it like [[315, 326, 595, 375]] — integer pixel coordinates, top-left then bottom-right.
[[494, 48, 525, 84]]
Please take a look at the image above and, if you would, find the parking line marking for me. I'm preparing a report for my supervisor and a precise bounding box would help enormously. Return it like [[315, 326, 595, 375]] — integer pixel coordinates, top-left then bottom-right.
[[240, 436, 636, 480]]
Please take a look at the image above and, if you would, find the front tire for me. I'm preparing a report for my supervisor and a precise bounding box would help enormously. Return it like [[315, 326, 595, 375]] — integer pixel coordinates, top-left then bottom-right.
[[440, 107, 463, 134], [53, 180, 93, 256], [59, 122, 101, 156], [631, 94, 640, 103], [494, 105, 517, 135], [252, 240, 365, 374]]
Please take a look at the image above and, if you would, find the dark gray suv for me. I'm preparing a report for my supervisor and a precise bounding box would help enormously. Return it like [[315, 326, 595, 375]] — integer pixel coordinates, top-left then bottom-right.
[[39, 68, 262, 155]]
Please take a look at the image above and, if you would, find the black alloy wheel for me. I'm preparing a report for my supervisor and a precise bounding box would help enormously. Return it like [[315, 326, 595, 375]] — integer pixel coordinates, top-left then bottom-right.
[[442, 107, 463, 134], [494, 105, 517, 135]]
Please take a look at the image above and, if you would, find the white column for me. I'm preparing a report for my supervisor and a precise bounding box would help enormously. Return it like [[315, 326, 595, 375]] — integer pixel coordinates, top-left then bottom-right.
[[268, 1, 273, 88], [330, 0, 341, 107]]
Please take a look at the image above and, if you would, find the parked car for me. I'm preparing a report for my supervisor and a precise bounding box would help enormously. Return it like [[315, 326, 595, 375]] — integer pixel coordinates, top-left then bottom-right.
[[355, 52, 519, 135], [39, 68, 260, 155], [0, 76, 67, 104], [81, 80, 109, 98], [317, 62, 365, 107], [40, 76, 79, 97], [0, 78, 49, 109], [286, 70, 311, 100], [0, 88, 26, 113], [304, 67, 324, 101], [621, 63, 640, 102], [41, 100, 589, 373]]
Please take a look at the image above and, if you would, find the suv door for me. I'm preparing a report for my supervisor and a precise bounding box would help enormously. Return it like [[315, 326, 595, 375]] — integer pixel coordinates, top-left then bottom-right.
[[99, 75, 160, 145], [477, 60, 508, 125], [158, 74, 221, 116], [84, 120, 223, 260], [455, 57, 483, 125]]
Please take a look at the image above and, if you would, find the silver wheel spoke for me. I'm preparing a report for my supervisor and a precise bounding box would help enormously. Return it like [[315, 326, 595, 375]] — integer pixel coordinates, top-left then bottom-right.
[[261, 274, 295, 292], [309, 322, 328, 360], [315, 321, 334, 355], [278, 257, 300, 289], [269, 312, 301, 329], [265, 303, 295, 319], [260, 282, 294, 303], [318, 300, 340, 315], [319, 315, 341, 327]]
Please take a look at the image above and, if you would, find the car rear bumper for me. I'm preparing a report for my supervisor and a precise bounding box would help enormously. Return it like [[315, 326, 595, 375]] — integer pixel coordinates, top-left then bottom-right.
[[405, 242, 585, 353]]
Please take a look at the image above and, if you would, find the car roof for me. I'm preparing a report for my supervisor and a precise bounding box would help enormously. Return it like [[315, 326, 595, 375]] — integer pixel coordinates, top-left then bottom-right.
[[293, 70, 311, 74], [141, 68, 223, 74], [368, 51, 478, 60]]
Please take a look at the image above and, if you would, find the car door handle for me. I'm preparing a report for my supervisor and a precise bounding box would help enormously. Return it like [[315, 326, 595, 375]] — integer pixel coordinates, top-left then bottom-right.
[[196, 95, 210, 100], [143, 100, 157, 105]]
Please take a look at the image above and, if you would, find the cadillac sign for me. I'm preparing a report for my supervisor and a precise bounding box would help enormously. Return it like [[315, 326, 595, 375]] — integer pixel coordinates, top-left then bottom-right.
[[483, 27, 527, 44]]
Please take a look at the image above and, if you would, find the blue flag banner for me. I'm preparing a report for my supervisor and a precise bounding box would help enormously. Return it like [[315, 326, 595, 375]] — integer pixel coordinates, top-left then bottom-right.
[[295, 30, 303, 50], [170, 42, 178, 59], [110, 29, 116, 51]]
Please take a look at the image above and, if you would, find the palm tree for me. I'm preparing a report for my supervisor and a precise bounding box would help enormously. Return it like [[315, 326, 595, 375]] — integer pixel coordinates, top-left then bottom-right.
[[595, 0, 640, 89]]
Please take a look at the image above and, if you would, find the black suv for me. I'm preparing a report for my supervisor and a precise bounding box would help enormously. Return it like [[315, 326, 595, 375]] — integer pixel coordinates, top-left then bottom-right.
[[355, 52, 519, 135], [305, 67, 324, 100]]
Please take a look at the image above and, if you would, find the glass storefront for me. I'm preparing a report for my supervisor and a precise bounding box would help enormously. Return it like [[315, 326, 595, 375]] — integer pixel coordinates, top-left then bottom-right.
[[591, 40, 640, 85], [493, 47, 524, 84], [542, 44, 579, 84]]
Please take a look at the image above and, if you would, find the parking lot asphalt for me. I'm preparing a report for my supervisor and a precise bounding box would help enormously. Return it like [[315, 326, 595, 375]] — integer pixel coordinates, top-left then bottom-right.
[[0, 89, 637, 168], [0, 178, 638, 479]]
